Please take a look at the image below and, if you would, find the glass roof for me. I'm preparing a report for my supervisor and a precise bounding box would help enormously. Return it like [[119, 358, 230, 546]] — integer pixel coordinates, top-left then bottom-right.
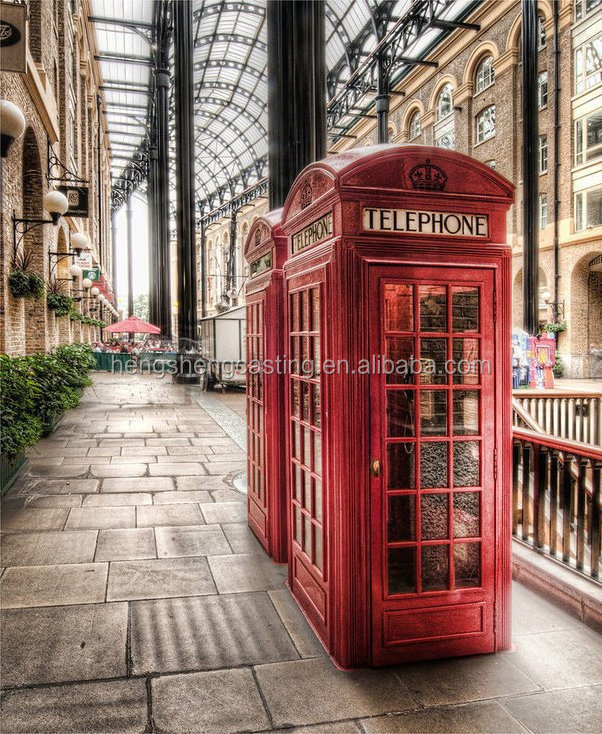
[[89, 0, 477, 212]]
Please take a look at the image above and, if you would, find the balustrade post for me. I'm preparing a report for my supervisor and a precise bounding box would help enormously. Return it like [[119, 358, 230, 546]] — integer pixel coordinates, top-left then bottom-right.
[[561, 453, 573, 564], [549, 450, 559, 557], [591, 461, 601, 580], [576, 457, 588, 571], [512, 440, 521, 535], [522, 443, 531, 542], [534, 445, 548, 550]]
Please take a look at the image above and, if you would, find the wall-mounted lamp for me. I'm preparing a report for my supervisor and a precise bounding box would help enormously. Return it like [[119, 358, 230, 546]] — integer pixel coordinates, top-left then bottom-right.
[[82, 277, 92, 289], [12, 189, 69, 264], [0, 100, 26, 157], [91, 286, 100, 297], [70, 232, 89, 257], [69, 263, 83, 279]]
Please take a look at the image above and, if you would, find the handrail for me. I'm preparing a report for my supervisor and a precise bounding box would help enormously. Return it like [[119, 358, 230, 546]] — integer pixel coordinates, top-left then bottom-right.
[[513, 389, 602, 398], [512, 398, 546, 433], [513, 427, 602, 462]]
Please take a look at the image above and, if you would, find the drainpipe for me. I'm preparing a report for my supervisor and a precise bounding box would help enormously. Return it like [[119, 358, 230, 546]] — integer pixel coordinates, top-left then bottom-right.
[[553, 0, 561, 324], [96, 95, 103, 266]]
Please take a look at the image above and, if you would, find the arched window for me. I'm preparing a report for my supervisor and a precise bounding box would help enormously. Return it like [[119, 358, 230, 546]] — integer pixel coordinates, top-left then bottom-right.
[[476, 105, 496, 143], [475, 56, 495, 93], [436, 84, 453, 121], [409, 111, 421, 140]]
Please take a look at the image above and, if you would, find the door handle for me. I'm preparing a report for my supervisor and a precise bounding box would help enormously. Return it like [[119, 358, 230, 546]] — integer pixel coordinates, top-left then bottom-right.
[[370, 458, 381, 477]]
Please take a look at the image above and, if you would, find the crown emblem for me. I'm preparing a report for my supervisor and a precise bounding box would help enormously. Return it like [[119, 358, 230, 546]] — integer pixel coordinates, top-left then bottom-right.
[[254, 229, 262, 246], [409, 159, 447, 191], [300, 182, 313, 209]]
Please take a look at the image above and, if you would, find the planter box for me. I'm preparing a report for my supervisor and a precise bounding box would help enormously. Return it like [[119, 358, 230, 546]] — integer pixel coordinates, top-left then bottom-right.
[[0, 451, 27, 495]]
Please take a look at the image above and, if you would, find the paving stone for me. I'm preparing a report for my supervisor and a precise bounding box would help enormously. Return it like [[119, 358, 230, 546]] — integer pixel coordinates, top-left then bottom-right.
[[99, 439, 146, 447], [209, 443, 248, 454], [0, 678, 148, 734], [254, 658, 416, 727], [511, 582, 583, 636], [176, 475, 229, 491], [166, 445, 210, 456], [361, 701, 528, 733], [0, 530, 97, 567], [505, 627, 602, 690], [83, 492, 152, 506], [0, 563, 108, 608], [66, 506, 136, 530], [155, 524, 231, 558], [268, 589, 326, 659], [95, 528, 157, 561], [65, 456, 111, 465], [208, 553, 287, 593], [147, 438, 191, 446], [66, 439, 98, 448], [190, 437, 237, 447], [211, 488, 245, 503], [502, 685, 602, 733], [20, 479, 100, 495], [204, 461, 246, 475], [107, 557, 216, 601], [111, 454, 157, 464], [137, 503, 204, 527], [90, 463, 148, 478], [0, 603, 128, 687], [156, 454, 209, 463], [131, 592, 298, 674], [87, 447, 122, 456], [1, 507, 69, 532], [272, 723, 362, 734], [394, 654, 540, 707], [102, 477, 174, 493], [27, 464, 90, 478], [148, 462, 206, 476], [201, 501, 247, 524], [121, 446, 167, 456], [151, 668, 270, 734], [152, 490, 213, 504], [222, 523, 267, 554], [24, 494, 83, 508], [205, 452, 247, 463], [27, 457, 64, 466], [29, 447, 89, 457]]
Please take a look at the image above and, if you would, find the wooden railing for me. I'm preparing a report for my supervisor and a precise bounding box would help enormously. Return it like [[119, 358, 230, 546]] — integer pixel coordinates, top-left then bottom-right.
[[512, 427, 602, 581], [513, 391, 602, 447]]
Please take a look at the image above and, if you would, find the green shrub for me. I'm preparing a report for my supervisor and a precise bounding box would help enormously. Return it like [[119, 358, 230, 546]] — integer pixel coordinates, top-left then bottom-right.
[[8, 269, 45, 299], [69, 308, 84, 322], [47, 292, 74, 317], [0, 344, 94, 457]]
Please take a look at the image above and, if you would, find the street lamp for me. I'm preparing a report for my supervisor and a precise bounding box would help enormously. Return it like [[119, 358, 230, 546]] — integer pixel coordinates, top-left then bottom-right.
[[0, 100, 26, 157]]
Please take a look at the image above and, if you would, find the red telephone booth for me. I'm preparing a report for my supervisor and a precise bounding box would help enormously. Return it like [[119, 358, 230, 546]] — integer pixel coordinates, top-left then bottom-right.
[[280, 145, 514, 667], [244, 211, 288, 562]]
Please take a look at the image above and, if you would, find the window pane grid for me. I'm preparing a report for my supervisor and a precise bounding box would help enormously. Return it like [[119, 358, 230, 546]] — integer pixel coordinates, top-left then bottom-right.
[[382, 280, 484, 596], [247, 303, 266, 505]]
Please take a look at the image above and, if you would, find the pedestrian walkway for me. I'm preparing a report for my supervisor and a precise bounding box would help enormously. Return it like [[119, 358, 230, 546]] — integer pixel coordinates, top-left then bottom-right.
[[1, 373, 600, 733]]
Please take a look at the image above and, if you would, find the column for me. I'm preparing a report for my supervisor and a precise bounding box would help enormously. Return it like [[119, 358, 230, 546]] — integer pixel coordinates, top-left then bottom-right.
[[173, 0, 199, 382], [126, 196, 134, 320], [267, 0, 326, 209]]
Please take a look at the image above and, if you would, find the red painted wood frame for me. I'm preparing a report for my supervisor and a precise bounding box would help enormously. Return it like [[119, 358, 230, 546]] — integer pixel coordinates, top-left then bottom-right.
[[244, 212, 288, 562], [280, 145, 514, 668]]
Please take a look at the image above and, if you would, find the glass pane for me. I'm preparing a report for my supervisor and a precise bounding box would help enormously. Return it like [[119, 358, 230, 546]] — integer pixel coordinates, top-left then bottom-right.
[[388, 495, 416, 542], [384, 283, 413, 331], [301, 337, 310, 368], [420, 338, 447, 384], [420, 390, 447, 436], [311, 384, 321, 427], [294, 423, 301, 460], [294, 505, 302, 544], [314, 478, 322, 521], [420, 441, 448, 488], [313, 431, 322, 475], [300, 290, 308, 331], [291, 337, 300, 372], [387, 443, 416, 489], [314, 525, 323, 571], [452, 338, 481, 384], [303, 514, 311, 555], [313, 337, 320, 375], [291, 380, 300, 417], [294, 463, 301, 501], [452, 286, 479, 332], [453, 441, 480, 487], [421, 493, 449, 540], [301, 381, 311, 421], [454, 492, 480, 538], [291, 293, 299, 331], [388, 547, 416, 595], [302, 470, 311, 511], [303, 427, 311, 467], [387, 390, 415, 437], [454, 542, 481, 588], [422, 545, 449, 591], [419, 285, 447, 332], [453, 391, 480, 435], [386, 337, 415, 384], [311, 288, 320, 331]]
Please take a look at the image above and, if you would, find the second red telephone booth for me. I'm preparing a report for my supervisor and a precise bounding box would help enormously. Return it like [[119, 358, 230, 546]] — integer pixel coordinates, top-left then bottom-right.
[[280, 145, 515, 668], [244, 211, 288, 562]]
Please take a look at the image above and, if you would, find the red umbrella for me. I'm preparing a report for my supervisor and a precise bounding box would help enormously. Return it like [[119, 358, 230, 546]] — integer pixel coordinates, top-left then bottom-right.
[[104, 315, 161, 334]]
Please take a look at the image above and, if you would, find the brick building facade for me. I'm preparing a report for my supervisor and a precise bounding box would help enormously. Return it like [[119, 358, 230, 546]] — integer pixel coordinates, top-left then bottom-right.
[[1, 0, 114, 357]]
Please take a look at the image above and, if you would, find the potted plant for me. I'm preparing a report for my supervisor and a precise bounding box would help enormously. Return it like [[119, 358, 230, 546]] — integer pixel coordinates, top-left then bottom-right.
[[8, 250, 45, 300], [47, 280, 74, 317]]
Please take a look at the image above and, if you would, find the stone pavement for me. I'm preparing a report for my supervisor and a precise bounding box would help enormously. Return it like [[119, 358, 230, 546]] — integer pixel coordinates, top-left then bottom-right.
[[1, 373, 601, 733]]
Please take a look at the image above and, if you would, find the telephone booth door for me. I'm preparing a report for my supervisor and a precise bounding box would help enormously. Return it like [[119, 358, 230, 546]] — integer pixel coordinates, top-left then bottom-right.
[[369, 264, 497, 665]]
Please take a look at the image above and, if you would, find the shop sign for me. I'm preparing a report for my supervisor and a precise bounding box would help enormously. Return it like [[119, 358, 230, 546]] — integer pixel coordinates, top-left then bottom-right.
[[0, 2, 26, 73], [363, 208, 489, 238], [58, 185, 89, 218], [250, 251, 273, 278], [83, 267, 100, 282], [292, 211, 333, 253]]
